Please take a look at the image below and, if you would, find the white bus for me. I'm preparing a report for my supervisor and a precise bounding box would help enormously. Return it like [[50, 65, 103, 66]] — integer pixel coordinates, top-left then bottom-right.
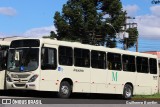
[[0, 40, 10, 90], [0, 37, 26, 90], [6, 38, 159, 99]]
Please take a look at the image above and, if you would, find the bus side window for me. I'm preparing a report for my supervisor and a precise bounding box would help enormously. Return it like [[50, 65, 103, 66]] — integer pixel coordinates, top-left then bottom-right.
[[59, 46, 73, 66], [136, 56, 149, 73], [122, 55, 135, 72], [107, 52, 121, 71], [41, 47, 57, 70], [91, 50, 106, 69], [149, 58, 157, 74], [74, 48, 90, 68]]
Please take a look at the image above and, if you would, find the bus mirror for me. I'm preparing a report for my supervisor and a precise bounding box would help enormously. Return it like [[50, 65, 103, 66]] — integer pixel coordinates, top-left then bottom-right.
[[15, 51, 20, 61], [42, 44, 44, 48], [42, 48, 45, 55]]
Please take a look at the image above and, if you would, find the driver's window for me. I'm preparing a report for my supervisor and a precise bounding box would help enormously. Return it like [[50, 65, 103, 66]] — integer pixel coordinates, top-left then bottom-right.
[[0, 51, 7, 71], [41, 47, 57, 70]]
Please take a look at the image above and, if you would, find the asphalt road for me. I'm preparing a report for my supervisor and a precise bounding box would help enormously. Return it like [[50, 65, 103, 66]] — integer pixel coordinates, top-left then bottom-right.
[[0, 90, 126, 104], [0, 90, 159, 105]]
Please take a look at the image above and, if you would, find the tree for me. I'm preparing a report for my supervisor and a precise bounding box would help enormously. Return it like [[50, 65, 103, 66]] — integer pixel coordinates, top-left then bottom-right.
[[54, 0, 98, 43], [53, 0, 138, 49], [126, 27, 138, 48], [43, 31, 57, 39]]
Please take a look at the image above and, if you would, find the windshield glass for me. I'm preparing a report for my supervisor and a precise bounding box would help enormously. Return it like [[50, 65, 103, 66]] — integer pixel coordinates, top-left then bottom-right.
[[7, 48, 39, 72]]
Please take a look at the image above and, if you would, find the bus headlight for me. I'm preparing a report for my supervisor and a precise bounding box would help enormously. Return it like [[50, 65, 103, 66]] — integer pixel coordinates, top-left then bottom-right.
[[28, 75, 38, 82], [6, 75, 12, 82]]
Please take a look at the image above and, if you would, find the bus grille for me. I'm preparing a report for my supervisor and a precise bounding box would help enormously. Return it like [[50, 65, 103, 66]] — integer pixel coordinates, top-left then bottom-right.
[[14, 84, 26, 87], [11, 74, 30, 78]]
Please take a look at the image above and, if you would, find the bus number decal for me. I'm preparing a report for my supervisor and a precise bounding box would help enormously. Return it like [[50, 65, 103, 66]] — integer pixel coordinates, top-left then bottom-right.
[[112, 72, 118, 82], [153, 76, 158, 80]]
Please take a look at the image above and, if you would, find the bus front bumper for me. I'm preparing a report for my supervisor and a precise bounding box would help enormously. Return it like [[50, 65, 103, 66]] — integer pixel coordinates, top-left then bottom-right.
[[6, 82, 38, 90]]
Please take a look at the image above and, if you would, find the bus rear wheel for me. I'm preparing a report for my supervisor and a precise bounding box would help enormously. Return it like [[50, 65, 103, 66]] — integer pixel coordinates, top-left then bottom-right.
[[122, 84, 133, 100], [58, 81, 72, 98]]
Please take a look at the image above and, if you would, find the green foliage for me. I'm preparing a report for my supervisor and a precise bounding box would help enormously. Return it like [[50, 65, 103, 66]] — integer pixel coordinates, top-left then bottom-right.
[[42, 36, 50, 38], [50, 31, 57, 39], [119, 27, 138, 49], [126, 27, 138, 48], [53, 0, 138, 49]]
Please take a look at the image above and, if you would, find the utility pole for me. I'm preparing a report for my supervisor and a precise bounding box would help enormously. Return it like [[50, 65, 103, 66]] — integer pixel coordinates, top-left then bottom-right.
[[123, 12, 138, 51], [136, 37, 138, 52]]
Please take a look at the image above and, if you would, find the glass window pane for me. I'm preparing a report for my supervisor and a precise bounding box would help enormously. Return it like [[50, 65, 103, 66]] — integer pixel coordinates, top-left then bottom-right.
[[122, 55, 135, 72], [107, 52, 121, 71], [149, 58, 157, 74], [59, 46, 73, 66], [41, 48, 57, 70], [74, 48, 90, 67], [91, 50, 106, 69]]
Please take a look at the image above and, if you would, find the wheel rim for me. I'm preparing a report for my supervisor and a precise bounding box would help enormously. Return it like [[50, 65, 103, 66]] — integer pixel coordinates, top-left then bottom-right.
[[61, 85, 69, 95], [125, 87, 131, 98]]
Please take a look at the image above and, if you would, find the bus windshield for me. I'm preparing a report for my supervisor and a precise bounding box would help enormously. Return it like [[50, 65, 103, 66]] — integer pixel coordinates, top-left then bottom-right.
[[7, 48, 39, 72]]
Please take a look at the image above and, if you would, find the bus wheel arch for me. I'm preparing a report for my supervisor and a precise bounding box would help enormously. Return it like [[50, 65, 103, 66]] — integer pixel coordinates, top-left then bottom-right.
[[122, 82, 133, 100], [58, 78, 73, 98]]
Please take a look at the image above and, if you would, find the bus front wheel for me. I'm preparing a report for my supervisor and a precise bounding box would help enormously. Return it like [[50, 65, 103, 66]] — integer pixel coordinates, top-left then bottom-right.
[[122, 84, 133, 100], [58, 81, 72, 98]]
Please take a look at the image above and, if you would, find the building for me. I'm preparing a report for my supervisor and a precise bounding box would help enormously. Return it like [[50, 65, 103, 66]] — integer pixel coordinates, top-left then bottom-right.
[[143, 51, 160, 65]]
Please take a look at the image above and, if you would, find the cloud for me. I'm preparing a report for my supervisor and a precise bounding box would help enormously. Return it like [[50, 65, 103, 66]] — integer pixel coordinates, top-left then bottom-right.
[[0, 7, 17, 16], [123, 4, 139, 16], [0, 25, 56, 38], [23, 25, 56, 38], [133, 5, 160, 39], [0, 32, 7, 38], [150, 5, 160, 16]]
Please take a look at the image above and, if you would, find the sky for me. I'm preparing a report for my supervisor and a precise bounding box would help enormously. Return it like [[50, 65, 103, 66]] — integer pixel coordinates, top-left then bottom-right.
[[0, 0, 160, 52]]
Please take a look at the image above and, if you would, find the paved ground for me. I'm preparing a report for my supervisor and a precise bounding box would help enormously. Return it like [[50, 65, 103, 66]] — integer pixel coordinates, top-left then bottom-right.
[[0, 90, 160, 105]]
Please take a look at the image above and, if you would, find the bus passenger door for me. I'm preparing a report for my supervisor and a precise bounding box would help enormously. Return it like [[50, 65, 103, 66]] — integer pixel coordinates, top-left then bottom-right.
[[90, 51, 107, 93], [39, 44, 58, 91]]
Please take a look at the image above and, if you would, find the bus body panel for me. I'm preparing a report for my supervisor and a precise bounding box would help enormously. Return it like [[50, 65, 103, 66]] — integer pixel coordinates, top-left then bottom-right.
[[106, 70, 136, 94], [135, 73, 158, 95], [0, 70, 5, 89], [90, 68, 107, 93], [56, 66, 91, 93]]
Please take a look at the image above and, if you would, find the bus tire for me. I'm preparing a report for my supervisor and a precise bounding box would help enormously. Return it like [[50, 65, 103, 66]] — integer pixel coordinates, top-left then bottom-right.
[[58, 81, 72, 98], [122, 84, 133, 100]]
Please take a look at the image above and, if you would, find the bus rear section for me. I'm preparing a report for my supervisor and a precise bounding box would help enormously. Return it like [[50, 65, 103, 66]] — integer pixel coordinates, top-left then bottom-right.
[[0, 41, 10, 90]]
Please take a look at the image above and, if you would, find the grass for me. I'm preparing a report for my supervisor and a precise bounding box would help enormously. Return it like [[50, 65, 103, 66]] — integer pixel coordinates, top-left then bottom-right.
[[133, 93, 160, 99]]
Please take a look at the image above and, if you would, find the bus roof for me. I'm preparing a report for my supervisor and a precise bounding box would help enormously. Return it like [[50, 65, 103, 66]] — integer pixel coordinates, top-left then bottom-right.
[[0, 36, 26, 42], [10, 38, 158, 59], [0, 40, 10, 46], [0, 36, 27, 46], [41, 38, 157, 58]]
